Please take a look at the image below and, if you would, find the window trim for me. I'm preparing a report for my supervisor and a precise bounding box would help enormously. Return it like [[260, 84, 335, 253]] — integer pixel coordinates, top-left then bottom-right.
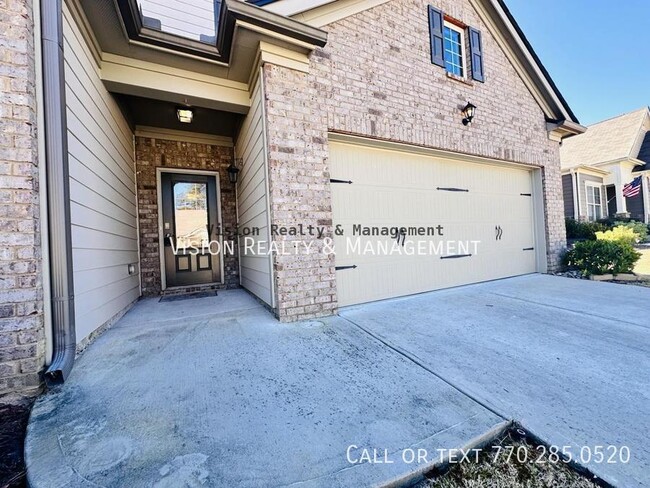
[[443, 21, 467, 78], [585, 181, 604, 221]]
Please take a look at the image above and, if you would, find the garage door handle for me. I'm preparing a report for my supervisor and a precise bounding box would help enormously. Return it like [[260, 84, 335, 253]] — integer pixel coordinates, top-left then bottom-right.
[[523, 247, 534, 251], [520, 193, 532, 196], [330, 178, 353, 184], [437, 187, 469, 192], [440, 254, 472, 259], [335, 265, 357, 271]]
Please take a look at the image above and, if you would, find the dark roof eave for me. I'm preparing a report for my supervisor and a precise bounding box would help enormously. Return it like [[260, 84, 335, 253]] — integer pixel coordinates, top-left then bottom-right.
[[495, 0, 580, 125], [546, 118, 587, 139], [226, 0, 327, 48]]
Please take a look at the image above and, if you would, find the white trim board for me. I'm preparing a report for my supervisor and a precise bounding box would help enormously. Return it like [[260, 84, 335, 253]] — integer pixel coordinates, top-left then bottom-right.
[[135, 126, 234, 147]]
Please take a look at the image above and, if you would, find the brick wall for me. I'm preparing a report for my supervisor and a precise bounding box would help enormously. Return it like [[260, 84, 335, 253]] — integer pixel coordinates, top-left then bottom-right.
[[135, 137, 239, 295], [262, 65, 337, 321], [261, 0, 567, 319], [0, 0, 45, 400]]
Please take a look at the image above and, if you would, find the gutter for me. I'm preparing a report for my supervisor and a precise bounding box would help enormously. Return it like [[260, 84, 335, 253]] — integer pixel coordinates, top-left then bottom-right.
[[41, 0, 76, 385]]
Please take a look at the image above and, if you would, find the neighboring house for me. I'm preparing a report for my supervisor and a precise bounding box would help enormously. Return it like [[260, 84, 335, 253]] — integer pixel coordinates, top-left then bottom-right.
[[560, 107, 650, 223], [0, 0, 583, 399]]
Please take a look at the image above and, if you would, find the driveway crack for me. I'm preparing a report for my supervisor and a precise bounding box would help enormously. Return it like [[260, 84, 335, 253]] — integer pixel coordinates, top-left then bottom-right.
[[487, 292, 650, 330], [339, 314, 509, 422]]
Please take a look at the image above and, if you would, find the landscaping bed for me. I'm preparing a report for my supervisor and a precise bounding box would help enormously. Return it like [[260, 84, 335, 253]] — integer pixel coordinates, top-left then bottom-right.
[[562, 218, 650, 285], [0, 400, 33, 488], [418, 428, 608, 488]]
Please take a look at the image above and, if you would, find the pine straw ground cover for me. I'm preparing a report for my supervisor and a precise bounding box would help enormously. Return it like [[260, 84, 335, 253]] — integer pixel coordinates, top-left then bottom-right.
[[417, 428, 610, 488], [0, 400, 33, 488]]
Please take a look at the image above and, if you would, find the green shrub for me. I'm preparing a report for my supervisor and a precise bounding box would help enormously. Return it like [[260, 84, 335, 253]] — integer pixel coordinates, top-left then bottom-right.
[[595, 226, 640, 246], [613, 220, 648, 242], [563, 240, 641, 276], [565, 218, 607, 240]]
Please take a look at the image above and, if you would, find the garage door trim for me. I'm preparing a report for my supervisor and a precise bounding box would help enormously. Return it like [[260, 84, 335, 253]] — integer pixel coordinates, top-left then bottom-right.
[[328, 133, 549, 305]]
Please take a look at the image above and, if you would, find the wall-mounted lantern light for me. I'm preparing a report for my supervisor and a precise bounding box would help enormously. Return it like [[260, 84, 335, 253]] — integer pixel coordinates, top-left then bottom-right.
[[462, 102, 476, 126], [227, 160, 241, 184], [176, 107, 194, 124]]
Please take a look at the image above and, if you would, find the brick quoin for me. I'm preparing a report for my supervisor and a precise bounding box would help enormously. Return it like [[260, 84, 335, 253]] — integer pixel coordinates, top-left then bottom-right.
[[0, 0, 45, 400], [261, 0, 567, 321]]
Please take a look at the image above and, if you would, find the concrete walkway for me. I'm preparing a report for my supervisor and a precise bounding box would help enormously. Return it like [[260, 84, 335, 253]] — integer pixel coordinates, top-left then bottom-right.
[[340, 275, 650, 488], [26, 290, 505, 488]]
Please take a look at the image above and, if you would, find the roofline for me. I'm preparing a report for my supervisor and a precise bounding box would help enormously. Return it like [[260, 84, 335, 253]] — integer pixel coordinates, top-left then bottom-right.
[[493, 0, 579, 125], [583, 106, 650, 128], [251, 0, 583, 129], [561, 165, 610, 176], [628, 107, 650, 159], [561, 158, 646, 174], [228, 0, 328, 48], [247, 0, 282, 5], [115, 0, 326, 64]]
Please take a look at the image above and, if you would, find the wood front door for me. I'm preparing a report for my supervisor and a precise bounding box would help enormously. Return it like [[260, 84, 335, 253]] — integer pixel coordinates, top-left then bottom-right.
[[161, 172, 221, 288]]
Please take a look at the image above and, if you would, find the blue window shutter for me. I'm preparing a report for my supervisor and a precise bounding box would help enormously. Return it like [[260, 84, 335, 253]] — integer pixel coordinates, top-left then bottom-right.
[[428, 6, 445, 67], [469, 27, 484, 82]]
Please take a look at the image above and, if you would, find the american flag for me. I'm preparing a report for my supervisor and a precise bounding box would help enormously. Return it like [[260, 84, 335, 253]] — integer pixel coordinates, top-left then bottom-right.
[[622, 176, 642, 198]]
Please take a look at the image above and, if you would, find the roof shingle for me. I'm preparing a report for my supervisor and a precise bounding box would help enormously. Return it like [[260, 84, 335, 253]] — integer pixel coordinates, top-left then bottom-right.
[[560, 107, 650, 169]]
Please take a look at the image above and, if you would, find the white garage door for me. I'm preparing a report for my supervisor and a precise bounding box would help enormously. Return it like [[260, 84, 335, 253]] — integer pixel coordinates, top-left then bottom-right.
[[330, 140, 539, 306]]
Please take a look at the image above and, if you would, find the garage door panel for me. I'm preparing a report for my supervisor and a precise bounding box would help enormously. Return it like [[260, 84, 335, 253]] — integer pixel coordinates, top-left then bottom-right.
[[331, 141, 538, 307], [334, 187, 532, 226]]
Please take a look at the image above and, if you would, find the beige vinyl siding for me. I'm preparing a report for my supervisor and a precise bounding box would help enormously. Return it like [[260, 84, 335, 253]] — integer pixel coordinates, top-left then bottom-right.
[[63, 4, 140, 342], [235, 72, 274, 306]]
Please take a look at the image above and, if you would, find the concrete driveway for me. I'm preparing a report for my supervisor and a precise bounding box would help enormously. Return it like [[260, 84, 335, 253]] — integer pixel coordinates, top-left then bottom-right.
[[26, 290, 505, 488], [25, 275, 650, 487], [340, 274, 650, 488]]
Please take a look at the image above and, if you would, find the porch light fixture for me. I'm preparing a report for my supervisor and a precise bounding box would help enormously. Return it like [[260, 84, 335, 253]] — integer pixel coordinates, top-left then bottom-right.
[[176, 107, 194, 124], [462, 102, 476, 126], [227, 161, 241, 184]]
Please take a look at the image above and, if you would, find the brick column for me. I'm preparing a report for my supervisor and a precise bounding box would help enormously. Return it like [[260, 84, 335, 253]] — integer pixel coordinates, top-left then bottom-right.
[[542, 162, 567, 271], [262, 64, 337, 321], [0, 0, 45, 400]]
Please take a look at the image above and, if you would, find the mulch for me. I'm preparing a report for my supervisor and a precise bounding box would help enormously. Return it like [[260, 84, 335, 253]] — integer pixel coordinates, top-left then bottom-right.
[[0, 401, 34, 488]]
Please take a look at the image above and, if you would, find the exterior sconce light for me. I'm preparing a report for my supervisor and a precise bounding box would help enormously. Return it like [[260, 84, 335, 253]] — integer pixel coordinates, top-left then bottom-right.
[[227, 160, 241, 184], [462, 102, 476, 126], [176, 107, 194, 124]]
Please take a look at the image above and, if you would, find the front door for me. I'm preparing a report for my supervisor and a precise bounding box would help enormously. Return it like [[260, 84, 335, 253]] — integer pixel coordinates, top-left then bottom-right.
[[161, 172, 221, 288]]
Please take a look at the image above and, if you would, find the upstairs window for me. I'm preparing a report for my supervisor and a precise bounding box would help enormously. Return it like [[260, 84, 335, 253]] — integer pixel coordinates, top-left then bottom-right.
[[443, 24, 465, 77], [428, 5, 484, 82]]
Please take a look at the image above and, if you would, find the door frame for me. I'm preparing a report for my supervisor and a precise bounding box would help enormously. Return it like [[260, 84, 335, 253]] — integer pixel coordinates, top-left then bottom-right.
[[156, 168, 224, 291]]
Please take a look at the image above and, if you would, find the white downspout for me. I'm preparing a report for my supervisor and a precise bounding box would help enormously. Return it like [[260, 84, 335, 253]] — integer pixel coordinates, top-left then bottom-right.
[[611, 165, 628, 216], [573, 169, 582, 219], [641, 174, 650, 224]]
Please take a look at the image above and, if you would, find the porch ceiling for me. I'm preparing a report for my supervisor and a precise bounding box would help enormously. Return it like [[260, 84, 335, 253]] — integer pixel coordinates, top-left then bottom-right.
[[116, 94, 241, 138]]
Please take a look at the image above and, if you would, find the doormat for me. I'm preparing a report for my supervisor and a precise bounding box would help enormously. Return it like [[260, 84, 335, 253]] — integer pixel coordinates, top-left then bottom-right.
[[159, 291, 218, 302]]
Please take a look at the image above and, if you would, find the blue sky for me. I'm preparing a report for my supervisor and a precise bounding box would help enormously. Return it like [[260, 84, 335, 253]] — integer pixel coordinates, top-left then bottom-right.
[[505, 0, 650, 126]]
